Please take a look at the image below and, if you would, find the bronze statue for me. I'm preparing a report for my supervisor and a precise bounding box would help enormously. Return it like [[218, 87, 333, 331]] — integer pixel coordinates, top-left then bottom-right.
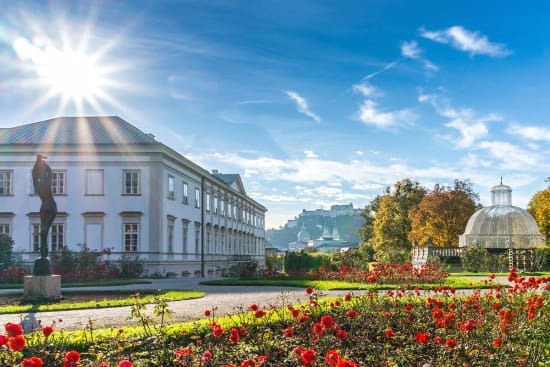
[[32, 153, 57, 275]]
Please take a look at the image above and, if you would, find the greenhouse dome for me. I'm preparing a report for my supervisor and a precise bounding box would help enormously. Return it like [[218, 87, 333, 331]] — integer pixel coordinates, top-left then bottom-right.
[[459, 182, 545, 248]]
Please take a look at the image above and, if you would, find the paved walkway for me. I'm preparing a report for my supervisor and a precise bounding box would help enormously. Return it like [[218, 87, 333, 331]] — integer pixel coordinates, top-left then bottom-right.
[[0, 276, 513, 332]]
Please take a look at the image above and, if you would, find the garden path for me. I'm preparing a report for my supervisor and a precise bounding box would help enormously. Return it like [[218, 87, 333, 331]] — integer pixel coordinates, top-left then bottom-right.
[[0, 276, 511, 332]]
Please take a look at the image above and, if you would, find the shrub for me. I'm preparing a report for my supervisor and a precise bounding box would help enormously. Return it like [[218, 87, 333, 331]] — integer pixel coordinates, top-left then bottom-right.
[[0, 234, 15, 270], [119, 255, 144, 278], [229, 261, 258, 279], [460, 244, 486, 272], [283, 251, 328, 276]]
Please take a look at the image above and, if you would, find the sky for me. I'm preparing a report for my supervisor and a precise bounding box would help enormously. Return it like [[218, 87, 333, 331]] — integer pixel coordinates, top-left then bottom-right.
[[0, 0, 549, 229]]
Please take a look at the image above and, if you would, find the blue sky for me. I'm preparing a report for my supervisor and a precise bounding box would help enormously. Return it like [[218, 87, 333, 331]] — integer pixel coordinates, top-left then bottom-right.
[[1, 0, 549, 228]]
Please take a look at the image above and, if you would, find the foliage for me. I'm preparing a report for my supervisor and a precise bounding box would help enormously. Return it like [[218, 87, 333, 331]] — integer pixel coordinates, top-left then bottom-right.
[[408, 180, 478, 247], [228, 261, 259, 279], [283, 252, 328, 276], [528, 185, 550, 246], [119, 255, 144, 278], [357, 195, 380, 243], [52, 245, 122, 281], [0, 268, 25, 284], [0, 235, 15, 270], [370, 179, 426, 261], [460, 245, 508, 273], [1, 270, 548, 366]]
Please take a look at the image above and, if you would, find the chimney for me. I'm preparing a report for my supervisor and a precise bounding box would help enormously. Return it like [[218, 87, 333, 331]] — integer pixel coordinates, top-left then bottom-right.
[[212, 169, 219, 175]]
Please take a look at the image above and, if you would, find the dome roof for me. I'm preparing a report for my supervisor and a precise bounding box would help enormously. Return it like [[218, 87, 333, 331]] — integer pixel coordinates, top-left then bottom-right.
[[459, 182, 544, 248]]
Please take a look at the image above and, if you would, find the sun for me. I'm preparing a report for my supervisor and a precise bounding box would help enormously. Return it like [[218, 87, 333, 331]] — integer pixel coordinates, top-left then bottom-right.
[[12, 32, 123, 114]]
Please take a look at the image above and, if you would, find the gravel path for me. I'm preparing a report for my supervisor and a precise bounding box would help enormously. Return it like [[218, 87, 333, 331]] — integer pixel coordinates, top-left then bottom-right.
[[0, 278, 350, 332], [0, 276, 515, 332]]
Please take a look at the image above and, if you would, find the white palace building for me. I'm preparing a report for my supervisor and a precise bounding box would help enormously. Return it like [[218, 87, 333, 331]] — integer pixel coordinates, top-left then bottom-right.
[[0, 116, 267, 276]]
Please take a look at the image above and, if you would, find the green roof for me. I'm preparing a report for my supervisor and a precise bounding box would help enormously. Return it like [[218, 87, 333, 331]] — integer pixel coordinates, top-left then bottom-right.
[[0, 116, 157, 145]]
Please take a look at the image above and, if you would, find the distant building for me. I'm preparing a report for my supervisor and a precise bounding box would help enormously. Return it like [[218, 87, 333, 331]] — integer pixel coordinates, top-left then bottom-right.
[[0, 116, 267, 276], [298, 203, 361, 219]]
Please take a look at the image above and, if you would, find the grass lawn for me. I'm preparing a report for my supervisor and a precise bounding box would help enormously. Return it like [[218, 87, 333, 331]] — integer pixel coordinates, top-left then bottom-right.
[[0, 289, 205, 314], [0, 278, 152, 289], [200, 276, 503, 290]]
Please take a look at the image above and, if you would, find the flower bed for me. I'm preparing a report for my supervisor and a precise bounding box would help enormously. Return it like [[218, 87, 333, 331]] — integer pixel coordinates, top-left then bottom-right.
[[0, 269, 548, 366]]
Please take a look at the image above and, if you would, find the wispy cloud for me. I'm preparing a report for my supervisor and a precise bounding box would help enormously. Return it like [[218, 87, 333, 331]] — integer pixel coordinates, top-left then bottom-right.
[[400, 40, 439, 72], [357, 99, 417, 128], [286, 91, 321, 122], [304, 150, 319, 158], [507, 124, 550, 142], [362, 59, 402, 81], [477, 141, 539, 170], [420, 25, 512, 57], [352, 82, 380, 97], [419, 93, 500, 148]]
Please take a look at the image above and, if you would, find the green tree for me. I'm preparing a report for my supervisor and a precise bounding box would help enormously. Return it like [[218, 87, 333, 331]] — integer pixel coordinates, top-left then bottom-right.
[[370, 179, 426, 262], [408, 180, 478, 247], [357, 195, 380, 243], [0, 234, 15, 270], [528, 185, 550, 246]]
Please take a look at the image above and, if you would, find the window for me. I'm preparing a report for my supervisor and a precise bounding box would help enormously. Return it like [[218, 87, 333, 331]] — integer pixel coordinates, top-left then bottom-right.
[[206, 192, 211, 212], [194, 187, 200, 208], [51, 170, 66, 194], [0, 171, 13, 196], [51, 224, 64, 252], [167, 175, 175, 200], [221, 198, 225, 216], [182, 182, 189, 204], [194, 223, 201, 254], [213, 195, 218, 214], [167, 216, 175, 253], [182, 220, 189, 253], [123, 170, 140, 195], [0, 224, 9, 236], [124, 223, 139, 252], [85, 169, 104, 195], [32, 224, 40, 252]]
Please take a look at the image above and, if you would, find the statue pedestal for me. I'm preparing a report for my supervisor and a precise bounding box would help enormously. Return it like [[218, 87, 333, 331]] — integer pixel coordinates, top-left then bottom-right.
[[23, 275, 62, 301]]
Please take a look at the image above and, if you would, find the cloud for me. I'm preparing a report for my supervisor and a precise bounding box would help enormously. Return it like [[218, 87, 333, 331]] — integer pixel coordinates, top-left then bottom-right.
[[507, 124, 550, 142], [286, 91, 321, 122], [419, 93, 501, 148], [352, 82, 380, 97], [357, 99, 417, 128], [420, 25, 512, 57], [401, 40, 439, 72], [304, 150, 319, 158], [356, 150, 364, 156], [362, 59, 402, 81], [477, 141, 539, 170]]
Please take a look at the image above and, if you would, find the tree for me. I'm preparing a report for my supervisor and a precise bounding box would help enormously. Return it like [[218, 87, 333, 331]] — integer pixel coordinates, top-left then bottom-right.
[[357, 195, 380, 243], [370, 179, 426, 262], [528, 185, 550, 246], [408, 180, 478, 247]]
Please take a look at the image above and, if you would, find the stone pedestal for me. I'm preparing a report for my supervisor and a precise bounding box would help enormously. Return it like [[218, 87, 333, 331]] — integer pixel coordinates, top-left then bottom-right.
[[23, 275, 62, 301]]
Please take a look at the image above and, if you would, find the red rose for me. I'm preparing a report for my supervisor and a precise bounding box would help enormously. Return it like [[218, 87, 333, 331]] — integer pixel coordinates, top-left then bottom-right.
[[445, 338, 458, 350], [337, 329, 348, 340], [415, 332, 430, 345], [175, 347, 193, 359], [0, 334, 7, 346], [42, 326, 54, 338], [337, 359, 357, 367], [305, 287, 313, 294], [300, 349, 317, 366], [254, 310, 266, 318], [117, 360, 133, 367], [325, 349, 340, 366], [493, 337, 503, 348], [384, 328, 394, 338], [249, 304, 259, 311], [5, 322, 23, 337], [7, 335, 25, 351], [284, 327, 295, 338], [346, 309, 357, 318], [63, 350, 81, 367], [21, 357, 43, 367], [320, 315, 334, 329], [204, 310, 211, 317]]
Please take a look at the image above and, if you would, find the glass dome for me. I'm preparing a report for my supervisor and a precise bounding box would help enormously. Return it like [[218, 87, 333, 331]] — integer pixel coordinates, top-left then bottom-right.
[[459, 182, 544, 248]]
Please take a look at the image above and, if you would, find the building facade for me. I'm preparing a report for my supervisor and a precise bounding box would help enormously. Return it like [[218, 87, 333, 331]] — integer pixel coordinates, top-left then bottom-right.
[[0, 116, 267, 276]]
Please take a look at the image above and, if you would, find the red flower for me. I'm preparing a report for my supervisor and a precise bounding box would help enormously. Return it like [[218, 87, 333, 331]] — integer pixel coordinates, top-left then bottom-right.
[[204, 309, 211, 317], [320, 314, 334, 329], [117, 361, 132, 367], [384, 328, 394, 338], [337, 329, 348, 340], [7, 334, 25, 351], [493, 337, 503, 348], [212, 325, 224, 338], [241, 359, 257, 367], [445, 338, 458, 350], [459, 319, 475, 333], [312, 322, 325, 335], [300, 349, 317, 366], [344, 293, 352, 302], [325, 350, 340, 366], [175, 347, 193, 359], [63, 350, 81, 367], [0, 334, 7, 346], [415, 332, 430, 345], [98, 363, 110, 367], [284, 327, 295, 338], [42, 326, 54, 338], [254, 310, 266, 318], [346, 309, 357, 318], [21, 357, 43, 367], [306, 287, 313, 294], [249, 304, 259, 311], [299, 315, 309, 323], [5, 322, 23, 337], [337, 359, 357, 367], [230, 328, 240, 344], [433, 336, 443, 344]]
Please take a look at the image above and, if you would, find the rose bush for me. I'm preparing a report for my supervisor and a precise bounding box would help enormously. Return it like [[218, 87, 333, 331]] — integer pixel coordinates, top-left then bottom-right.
[[0, 268, 548, 366]]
